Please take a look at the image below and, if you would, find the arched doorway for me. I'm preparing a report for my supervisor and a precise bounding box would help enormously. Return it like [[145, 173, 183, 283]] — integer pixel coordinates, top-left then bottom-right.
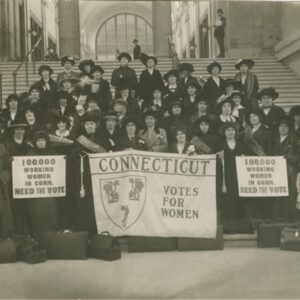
[[95, 13, 153, 60]]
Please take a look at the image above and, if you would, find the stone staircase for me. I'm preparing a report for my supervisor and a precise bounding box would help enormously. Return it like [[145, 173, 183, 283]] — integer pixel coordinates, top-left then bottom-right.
[[1, 57, 300, 111]]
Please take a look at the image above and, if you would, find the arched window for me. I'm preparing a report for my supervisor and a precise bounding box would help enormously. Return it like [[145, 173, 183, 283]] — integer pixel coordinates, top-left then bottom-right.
[[96, 13, 153, 61]]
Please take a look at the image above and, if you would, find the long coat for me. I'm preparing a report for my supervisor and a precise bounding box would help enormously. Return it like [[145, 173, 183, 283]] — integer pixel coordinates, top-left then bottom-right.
[[34, 78, 58, 110], [201, 76, 225, 109], [89, 78, 112, 113], [138, 69, 165, 106], [1, 108, 23, 128], [180, 76, 201, 96], [101, 128, 121, 152], [138, 127, 168, 152], [260, 105, 286, 131], [111, 66, 139, 94], [116, 134, 148, 151]]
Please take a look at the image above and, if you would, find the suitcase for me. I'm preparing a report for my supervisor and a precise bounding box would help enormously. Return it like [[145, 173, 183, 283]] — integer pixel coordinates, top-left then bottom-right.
[[39, 231, 88, 260], [88, 232, 121, 261], [280, 225, 300, 251], [0, 239, 16, 263], [128, 236, 177, 253], [257, 221, 294, 248], [178, 226, 224, 251], [17, 238, 47, 264]]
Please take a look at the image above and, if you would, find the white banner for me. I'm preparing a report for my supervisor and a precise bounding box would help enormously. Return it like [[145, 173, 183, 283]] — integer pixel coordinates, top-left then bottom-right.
[[89, 150, 217, 238], [12, 156, 66, 199], [236, 156, 289, 197]]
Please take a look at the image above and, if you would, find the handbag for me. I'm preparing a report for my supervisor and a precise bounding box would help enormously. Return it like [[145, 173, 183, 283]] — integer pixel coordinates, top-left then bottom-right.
[[89, 232, 121, 261], [257, 220, 296, 248], [178, 226, 224, 251], [39, 230, 88, 260], [128, 236, 177, 253], [280, 225, 300, 251], [0, 239, 17, 263]]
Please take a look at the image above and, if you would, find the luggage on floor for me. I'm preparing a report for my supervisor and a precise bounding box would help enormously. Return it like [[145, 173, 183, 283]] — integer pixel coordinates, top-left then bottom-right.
[[39, 230, 88, 260], [0, 239, 16, 263], [88, 232, 121, 261], [17, 237, 47, 264], [178, 226, 224, 251], [128, 236, 177, 253], [280, 225, 300, 251]]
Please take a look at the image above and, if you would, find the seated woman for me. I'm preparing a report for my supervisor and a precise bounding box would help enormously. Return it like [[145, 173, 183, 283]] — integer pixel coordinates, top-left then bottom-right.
[[27, 131, 59, 237], [102, 111, 120, 152], [230, 91, 247, 128], [217, 122, 248, 233], [2, 94, 23, 128], [116, 117, 148, 151], [190, 116, 218, 154], [150, 87, 168, 123], [216, 78, 242, 106], [139, 106, 168, 153], [86, 96, 102, 128], [169, 127, 195, 155]]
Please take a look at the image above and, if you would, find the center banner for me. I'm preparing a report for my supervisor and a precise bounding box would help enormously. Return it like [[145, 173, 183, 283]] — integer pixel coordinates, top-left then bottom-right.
[[89, 150, 217, 238]]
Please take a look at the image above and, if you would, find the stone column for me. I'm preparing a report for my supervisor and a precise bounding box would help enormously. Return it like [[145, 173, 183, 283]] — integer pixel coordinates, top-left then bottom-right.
[[152, 1, 172, 57], [57, 0, 80, 58], [0, 0, 9, 61]]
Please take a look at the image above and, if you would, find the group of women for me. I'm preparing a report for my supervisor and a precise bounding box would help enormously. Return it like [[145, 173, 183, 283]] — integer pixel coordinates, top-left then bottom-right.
[[0, 53, 299, 237]]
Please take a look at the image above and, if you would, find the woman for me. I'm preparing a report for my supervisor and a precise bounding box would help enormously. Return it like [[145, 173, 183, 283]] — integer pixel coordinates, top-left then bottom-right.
[[190, 116, 218, 154], [288, 105, 300, 138], [217, 122, 247, 233], [234, 59, 259, 109], [139, 106, 168, 152], [230, 91, 247, 128], [163, 70, 184, 106], [27, 131, 59, 237], [116, 117, 148, 151], [27, 85, 47, 123], [78, 59, 95, 78], [201, 61, 225, 110], [168, 127, 194, 154], [102, 111, 120, 152], [2, 94, 23, 128]]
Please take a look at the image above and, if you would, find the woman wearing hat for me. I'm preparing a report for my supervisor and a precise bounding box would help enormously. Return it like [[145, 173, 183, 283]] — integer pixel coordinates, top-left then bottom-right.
[[234, 59, 259, 109], [56, 55, 79, 85], [178, 63, 200, 96], [216, 78, 242, 106], [78, 59, 95, 78], [163, 69, 184, 106], [138, 54, 164, 108], [272, 117, 300, 219], [230, 90, 247, 128], [59, 77, 80, 98], [90, 65, 112, 113], [289, 105, 300, 138], [258, 87, 286, 131], [101, 111, 120, 152], [116, 117, 148, 151], [2, 94, 23, 128], [26, 131, 59, 237], [217, 122, 248, 233], [139, 106, 168, 152], [27, 85, 48, 124], [190, 116, 218, 154], [35, 64, 58, 111], [202, 61, 225, 110], [112, 98, 129, 130], [183, 82, 200, 117], [111, 52, 138, 99]]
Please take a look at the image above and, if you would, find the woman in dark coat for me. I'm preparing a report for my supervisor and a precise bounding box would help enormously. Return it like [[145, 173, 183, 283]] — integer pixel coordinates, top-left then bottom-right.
[[78, 59, 95, 78], [201, 61, 225, 110], [101, 111, 120, 152], [168, 126, 194, 154], [162, 70, 185, 106], [217, 122, 247, 233], [138, 54, 164, 108], [27, 131, 59, 237], [2, 94, 23, 128], [289, 106, 300, 139], [179, 63, 201, 97], [27, 85, 48, 124]]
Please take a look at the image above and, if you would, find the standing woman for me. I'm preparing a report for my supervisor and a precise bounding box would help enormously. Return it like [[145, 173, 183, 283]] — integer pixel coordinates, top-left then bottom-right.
[[201, 61, 225, 110], [78, 59, 95, 78], [27, 131, 59, 237], [2, 94, 23, 128], [163, 70, 184, 106], [217, 122, 247, 233], [139, 106, 168, 153]]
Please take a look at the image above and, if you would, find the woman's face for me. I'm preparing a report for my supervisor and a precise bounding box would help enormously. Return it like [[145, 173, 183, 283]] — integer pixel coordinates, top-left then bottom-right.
[[211, 66, 220, 76], [59, 98, 68, 107], [93, 71, 102, 81], [249, 114, 260, 126], [76, 105, 85, 116], [153, 90, 161, 99], [14, 127, 25, 139], [187, 86, 197, 96], [30, 89, 40, 101], [121, 89, 129, 98], [147, 59, 155, 68], [88, 101, 98, 110], [225, 127, 236, 139], [84, 65, 91, 73], [57, 121, 67, 131], [168, 75, 177, 85], [41, 70, 50, 79], [145, 115, 156, 127], [114, 104, 126, 115], [176, 130, 186, 143], [225, 85, 234, 95], [199, 122, 209, 134], [25, 111, 35, 123], [233, 95, 241, 106], [63, 81, 72, 90], [64, 61, 72, 71], [197, 101, 207, 112], [84, 121, 96, 134], [261, 95, 273, 108], [120, 57, 129, 66], [9, 99, 18, 110], [240, 64, 249, 73], [172, 105, 182, 116], [36, 138, 47, 149], [106, 118, 117, 130], [279, 124, 289, 136], [126, 122, 136, 136], [222, 103, 232, 115]]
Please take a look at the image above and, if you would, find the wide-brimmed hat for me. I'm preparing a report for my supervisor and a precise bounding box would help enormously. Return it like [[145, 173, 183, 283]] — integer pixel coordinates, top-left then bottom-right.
[[229, 90, 244, 101], [143, 106, 159, 118], [257, 87, 279, 101], [80, 111, 99, 123], [245, 108, 264, 125], [196, 97, 209, 105], [8, 118, 28, 129], [91, 65, 105, 75], [55, 115, 71, 128], [140, 53, 158, 66], [207, 61, 222, 74], [117, 52, 132, 62], [5, 93, 20, 107], [235, 59, 255, 70], [224, 79, 242, 91], [59, 77, 80, 88], [61, 56, 75, 66], [219, 122, 238, 136], [104, 111, 118, 121], [289, 106, 300, 119], [38, 65, 53, 76], [32, 130, 50, 144], [112, 98, 128, 109], [163, 69, 179, 82], [216, 98, 235, 114], [78, 59, 95, 72], [168, 100, 183, 110], [179, 63, 195, 73]]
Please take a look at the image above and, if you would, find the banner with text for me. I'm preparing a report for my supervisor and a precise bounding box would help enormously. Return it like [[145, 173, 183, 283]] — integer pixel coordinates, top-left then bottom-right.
[[12, 156, 66, 199], [236, 156, 289, 197], [89, 150, 217, 238]]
